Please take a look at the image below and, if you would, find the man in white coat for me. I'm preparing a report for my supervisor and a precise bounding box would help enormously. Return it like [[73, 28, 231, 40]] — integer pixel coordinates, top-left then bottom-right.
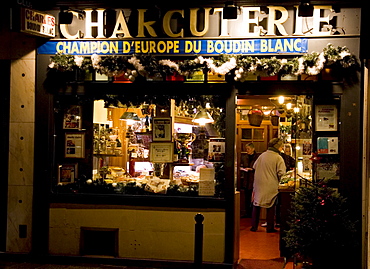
[[250, 138, 286, 233]]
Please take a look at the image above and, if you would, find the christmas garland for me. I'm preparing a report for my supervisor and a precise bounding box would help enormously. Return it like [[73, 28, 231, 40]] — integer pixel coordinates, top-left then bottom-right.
[[48, 43, 359, 83]]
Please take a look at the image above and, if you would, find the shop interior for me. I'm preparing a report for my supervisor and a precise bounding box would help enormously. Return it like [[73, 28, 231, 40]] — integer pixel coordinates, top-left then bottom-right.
[[86, 94, 314, 260], [81, 94, 313, 196]]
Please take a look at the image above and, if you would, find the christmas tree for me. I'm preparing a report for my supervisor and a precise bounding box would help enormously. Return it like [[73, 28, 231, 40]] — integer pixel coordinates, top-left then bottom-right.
[[283, 179, 357, 268]]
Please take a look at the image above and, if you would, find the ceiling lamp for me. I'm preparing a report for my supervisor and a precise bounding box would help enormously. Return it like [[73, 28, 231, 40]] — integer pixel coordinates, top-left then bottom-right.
[[298, 0, 314, 17], [223, 1, 238, 20], [120, 112, 140, 126], [193, 110, 214, 126]]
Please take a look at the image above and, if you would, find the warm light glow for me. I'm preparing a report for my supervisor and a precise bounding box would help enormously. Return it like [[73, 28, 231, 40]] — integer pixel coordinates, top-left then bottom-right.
[[278, 96, 285, 104], [296, 145, 301, 150], [294, 107, 300, 113], [125, 119, 136, 126], [193, 110, 214, 126], [286, 103, 292, 110], [196, 119, 209, 126]]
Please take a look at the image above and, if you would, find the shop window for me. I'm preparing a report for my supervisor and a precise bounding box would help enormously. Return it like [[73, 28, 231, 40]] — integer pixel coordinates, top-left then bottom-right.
[[53, 96, 227, 198]]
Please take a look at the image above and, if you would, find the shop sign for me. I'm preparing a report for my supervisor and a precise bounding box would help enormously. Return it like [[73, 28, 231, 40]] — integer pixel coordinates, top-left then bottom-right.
[[37, 38, 308, 55], [56, 5, 351, 40], [21, 8, 55, 37]]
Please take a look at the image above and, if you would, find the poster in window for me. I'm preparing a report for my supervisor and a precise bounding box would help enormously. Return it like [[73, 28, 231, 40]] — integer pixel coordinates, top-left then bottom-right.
[[317, 137, 338, 154], [149, 142, 174, 163], [152, 118, 173, 142], [65, 133, 85, 158], [315, 105, 337, 131], [58, 163, 77, 184], [317, 163, 340, 180], [208, 138, 225, 162], [63, 105, 82, 129]]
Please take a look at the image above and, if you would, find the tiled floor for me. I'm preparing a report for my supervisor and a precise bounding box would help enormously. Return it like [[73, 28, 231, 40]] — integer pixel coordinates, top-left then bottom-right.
[[239, 217, 294, 268]]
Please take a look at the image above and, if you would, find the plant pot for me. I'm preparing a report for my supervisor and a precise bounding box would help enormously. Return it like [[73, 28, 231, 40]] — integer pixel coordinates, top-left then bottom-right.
[[83, 70, 93, 81], [301, 74, 318, 81], [260, 74, 279, 81], [320, 68, 341, 81], [166, 72, 185, 81], [248, 109, 263, 127], [244, 73, 258, 81], [95, 71, 109, 81], [185, 71, 205, 82], [146, 73, 165, 81], [281, 74, 299, 81], [113, 73, 133, 83], [207, 71, 226, 82]]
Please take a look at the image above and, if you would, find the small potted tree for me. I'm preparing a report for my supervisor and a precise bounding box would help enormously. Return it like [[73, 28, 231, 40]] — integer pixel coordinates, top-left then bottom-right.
[[283, 178, 357, 269]]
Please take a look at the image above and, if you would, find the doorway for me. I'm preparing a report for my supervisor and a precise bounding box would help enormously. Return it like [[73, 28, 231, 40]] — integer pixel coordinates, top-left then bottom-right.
[[237, 95, 313, 267]]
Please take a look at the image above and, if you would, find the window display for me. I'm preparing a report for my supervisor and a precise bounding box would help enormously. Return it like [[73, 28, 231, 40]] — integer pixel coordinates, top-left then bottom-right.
[[54, 96, 226, 198]]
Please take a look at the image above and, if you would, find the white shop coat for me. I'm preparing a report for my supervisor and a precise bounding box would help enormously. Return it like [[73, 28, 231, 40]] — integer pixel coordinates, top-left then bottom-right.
[[252, 150, 286, 208]]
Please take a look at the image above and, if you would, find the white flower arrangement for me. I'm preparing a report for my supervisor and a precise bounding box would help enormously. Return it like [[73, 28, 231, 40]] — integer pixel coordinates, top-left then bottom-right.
[[193, 55, 237, 75], [158, 59, 179, 72], [74, 56, 84, 67], [301, 52, 326, 76], [91, 54, 101, 69], [128, 56, 146, 76]]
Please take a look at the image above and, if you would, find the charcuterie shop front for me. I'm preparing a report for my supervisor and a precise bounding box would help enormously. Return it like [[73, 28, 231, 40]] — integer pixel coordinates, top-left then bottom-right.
[[8, 1, 364, 268]]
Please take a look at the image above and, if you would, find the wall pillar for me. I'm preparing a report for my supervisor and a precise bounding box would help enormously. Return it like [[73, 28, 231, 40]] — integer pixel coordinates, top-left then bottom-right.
[[6, 32, 36, 253]]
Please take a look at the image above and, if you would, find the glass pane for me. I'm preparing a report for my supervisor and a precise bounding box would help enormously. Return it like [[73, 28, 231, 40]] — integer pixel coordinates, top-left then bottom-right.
[[241, 128, 252, 140], [253, 129, 264, 140]]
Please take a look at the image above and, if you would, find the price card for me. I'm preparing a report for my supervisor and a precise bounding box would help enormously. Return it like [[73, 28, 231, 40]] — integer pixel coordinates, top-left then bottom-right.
[[199, 168, 215, 196]]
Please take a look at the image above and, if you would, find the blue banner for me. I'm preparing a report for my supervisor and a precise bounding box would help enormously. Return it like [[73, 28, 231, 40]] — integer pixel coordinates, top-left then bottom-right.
[[38, 38, 308, 55]]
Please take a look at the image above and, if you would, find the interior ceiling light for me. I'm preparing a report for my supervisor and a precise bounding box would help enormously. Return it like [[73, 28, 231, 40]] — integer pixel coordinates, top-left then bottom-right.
[[298, 0, 314, 17], [120, 112, 140, 126], [223, 1, 238, 20], [193, 110, 214, 126]]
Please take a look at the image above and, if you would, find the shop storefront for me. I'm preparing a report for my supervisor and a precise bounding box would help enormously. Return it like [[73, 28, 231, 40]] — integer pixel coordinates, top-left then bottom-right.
[[5, 2, 364, 268]]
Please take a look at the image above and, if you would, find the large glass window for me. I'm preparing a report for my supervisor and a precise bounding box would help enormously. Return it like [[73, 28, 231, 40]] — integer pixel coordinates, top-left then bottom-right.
[[54, 95, 226, 198]]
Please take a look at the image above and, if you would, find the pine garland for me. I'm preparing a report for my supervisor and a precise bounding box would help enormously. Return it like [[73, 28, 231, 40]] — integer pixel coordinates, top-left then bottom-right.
[[47, 43, 360, 82]]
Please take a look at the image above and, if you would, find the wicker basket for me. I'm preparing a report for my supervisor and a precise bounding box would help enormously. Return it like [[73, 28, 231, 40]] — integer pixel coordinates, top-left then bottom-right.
[[248, 109, 263, 127], [270, 109, 280, 126]]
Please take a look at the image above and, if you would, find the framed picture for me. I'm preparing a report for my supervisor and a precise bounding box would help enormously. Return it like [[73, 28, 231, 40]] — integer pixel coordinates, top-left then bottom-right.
[[317, 137, 339, 154], [58, 163, 77, 184], [149, 142, 174, 163], [63, 105, 82, 129], [65, 133, 85, 158], [317, 162, 340, 180], [152, 117, 173, 142], [208, 138, 225, 162], [315, 105, 338, 131]]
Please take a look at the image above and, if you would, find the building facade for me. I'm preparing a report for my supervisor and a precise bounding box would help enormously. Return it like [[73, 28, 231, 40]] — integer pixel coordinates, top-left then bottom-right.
[[1, 1, 368, 268]]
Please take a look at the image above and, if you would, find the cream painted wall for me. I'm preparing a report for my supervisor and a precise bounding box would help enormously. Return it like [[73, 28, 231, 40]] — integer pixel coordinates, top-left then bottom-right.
[[7, 32, 36, 252], [49, 206, 225, 262]]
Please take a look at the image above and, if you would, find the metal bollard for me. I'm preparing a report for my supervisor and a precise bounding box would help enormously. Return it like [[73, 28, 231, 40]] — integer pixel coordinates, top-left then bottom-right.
[[194, 213, 204, 267]]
